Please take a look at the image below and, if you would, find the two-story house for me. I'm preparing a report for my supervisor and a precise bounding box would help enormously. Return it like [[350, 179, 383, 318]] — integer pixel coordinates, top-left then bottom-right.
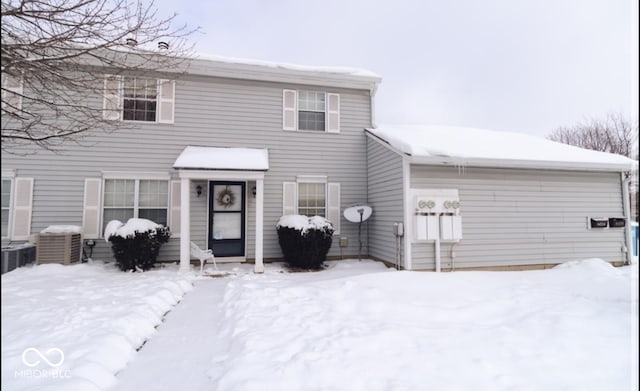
[[2, 52, 637, 272], [2, 54, 381, 273]]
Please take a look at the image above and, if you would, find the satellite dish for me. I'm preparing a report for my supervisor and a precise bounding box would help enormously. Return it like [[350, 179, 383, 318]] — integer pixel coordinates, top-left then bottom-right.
[[343, 205, 373, 262], [343, 205, 372, 223]]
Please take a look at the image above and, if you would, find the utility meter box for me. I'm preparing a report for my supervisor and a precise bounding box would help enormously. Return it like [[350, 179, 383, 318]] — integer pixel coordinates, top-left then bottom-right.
[[440, 215, 462, 241], [413, 189, 461, 242]]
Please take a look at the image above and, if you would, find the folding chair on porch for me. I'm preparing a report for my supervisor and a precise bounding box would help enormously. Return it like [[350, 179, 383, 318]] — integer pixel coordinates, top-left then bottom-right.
[[190, 241, 218, 274]]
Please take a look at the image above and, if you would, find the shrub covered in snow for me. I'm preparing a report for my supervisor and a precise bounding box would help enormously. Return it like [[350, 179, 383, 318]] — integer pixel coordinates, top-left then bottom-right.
[[276, 215, 334, 270], [105, 218, 171, 272]]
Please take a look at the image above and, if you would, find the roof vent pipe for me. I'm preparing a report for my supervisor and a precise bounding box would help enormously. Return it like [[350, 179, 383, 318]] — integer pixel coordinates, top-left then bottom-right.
[[126, 38, 137, 47], [158, 41, 169, 50]]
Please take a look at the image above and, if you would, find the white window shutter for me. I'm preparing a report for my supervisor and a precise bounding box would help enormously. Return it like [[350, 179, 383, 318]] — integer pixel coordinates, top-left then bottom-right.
[[327, 182, 341, 235], [11, 177, 33, 241], [170, 180, 181, 237], [327, 93, 340, 133], [282, 182, 297, 216], [2, 72, 23, 112], [158, 79, 175, 124], [82, 178, 102, 239], [103, 75, 121, 120], [283, 89, 297, 130]]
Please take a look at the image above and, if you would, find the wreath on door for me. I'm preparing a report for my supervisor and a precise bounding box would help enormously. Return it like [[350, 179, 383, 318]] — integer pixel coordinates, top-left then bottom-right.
[[216, 186, 236, 209]]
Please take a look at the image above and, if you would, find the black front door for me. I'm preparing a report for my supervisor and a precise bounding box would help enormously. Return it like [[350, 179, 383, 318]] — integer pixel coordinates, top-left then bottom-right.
[[208, 181, 245, 257]]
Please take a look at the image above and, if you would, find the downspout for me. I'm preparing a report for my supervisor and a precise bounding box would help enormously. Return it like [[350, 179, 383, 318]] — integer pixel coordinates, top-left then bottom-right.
[[435, 227, 441, 272], [622, 172, 634, 264], [369, 83, 378, 128]]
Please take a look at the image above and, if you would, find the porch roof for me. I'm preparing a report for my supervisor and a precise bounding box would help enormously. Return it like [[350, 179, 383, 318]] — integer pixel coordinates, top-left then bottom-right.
[[173, 146, 269, 171]]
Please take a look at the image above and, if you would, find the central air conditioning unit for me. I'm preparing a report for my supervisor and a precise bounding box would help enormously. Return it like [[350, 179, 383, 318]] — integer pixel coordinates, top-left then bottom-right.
[[36, 232, 82, 265]]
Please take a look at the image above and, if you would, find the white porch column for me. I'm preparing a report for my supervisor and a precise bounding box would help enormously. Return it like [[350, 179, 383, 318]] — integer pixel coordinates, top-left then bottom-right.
[[254, 178, 264, 273], [179, 177, 191, 273]]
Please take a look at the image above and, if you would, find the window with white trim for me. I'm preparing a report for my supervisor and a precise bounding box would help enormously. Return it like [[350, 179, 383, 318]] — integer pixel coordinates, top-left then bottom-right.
[[283, 89, 340, 132], [282, 179, 341, 234], [298, 182, 326, 217], [298, 91, 326, 131], [123, 78, 157, 122], [103, 179, 168, 232], [1, 179, 12, 238], [103, 75, 175, 123]]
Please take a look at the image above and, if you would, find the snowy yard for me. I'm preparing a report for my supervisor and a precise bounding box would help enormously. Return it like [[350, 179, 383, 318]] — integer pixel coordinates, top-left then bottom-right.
[[1, 259, 637, 391]]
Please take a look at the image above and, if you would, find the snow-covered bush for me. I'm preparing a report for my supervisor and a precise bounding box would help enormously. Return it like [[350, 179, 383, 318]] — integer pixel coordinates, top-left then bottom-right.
[[276, 215, 334, 270], [105, 218, 171, 272]]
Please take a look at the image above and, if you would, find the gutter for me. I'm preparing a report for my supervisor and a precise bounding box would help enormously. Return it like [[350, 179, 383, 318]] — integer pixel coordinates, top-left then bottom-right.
[[408, 155, 636, 173]]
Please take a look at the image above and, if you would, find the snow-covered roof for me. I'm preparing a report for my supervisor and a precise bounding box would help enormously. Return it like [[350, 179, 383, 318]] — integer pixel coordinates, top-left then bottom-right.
[[366, 125, 637, 172], [194, 52, 380, 79], [186, 53, 381, 92], [173, 146, 269, 171]]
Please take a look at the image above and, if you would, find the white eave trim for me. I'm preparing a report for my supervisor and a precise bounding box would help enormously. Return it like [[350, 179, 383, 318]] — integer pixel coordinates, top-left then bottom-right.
[[176, 170, 265, 180]]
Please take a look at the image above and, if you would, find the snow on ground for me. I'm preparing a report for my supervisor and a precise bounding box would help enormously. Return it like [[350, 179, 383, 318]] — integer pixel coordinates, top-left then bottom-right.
[[1, 262, 193, 391], [1, 259, 637, 391]]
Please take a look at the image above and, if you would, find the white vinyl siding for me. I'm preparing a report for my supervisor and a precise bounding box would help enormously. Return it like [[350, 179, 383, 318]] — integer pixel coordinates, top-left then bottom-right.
[[104, 76, 175, 123]]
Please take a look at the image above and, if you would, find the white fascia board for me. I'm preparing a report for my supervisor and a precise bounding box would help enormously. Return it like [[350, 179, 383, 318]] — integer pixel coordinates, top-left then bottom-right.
[[409, 155, 637, 173], [177, 170, 265, 180]]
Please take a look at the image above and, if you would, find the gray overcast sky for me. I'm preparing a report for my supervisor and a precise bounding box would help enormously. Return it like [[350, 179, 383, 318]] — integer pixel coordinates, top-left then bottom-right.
[[158, 0, 638, 138]]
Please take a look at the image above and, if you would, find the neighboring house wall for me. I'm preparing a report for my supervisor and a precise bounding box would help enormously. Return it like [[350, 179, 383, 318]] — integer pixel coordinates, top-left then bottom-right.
[[1, 73, 373, 262], [366, 136, 405, 265], [409, 165, 626, 270]]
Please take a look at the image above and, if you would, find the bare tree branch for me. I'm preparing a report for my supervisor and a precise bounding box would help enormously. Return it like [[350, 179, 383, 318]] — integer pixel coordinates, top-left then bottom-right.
[[1, 0, 199, 153], [547, 113, 638, 159]]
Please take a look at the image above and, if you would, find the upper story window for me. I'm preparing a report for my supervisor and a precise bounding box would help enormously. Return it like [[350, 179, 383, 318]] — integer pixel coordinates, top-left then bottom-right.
[[103, 75, 175, 124], [298, 91, 326, 131], [283, 89, 340, 133], [123, 78, 158, 122]]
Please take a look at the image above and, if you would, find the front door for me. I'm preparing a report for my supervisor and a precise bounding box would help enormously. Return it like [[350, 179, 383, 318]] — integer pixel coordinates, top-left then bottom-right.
[[209, 181, 245, 257]]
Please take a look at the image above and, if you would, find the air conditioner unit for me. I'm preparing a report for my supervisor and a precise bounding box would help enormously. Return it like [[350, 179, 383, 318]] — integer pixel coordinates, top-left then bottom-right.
[[36, 233, 82, 265], [2, 244, 36, 274]]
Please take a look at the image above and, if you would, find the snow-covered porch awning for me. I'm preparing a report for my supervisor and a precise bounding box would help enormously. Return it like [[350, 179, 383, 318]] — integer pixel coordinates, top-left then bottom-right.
[[173, 146, 269, 274]]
